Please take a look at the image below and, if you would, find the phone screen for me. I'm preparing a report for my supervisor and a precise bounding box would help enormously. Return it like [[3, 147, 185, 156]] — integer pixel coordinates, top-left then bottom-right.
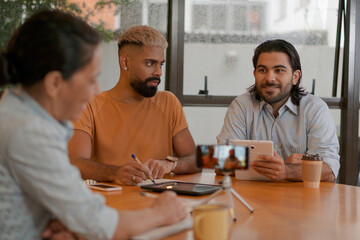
[[196, 145, 249, 170]]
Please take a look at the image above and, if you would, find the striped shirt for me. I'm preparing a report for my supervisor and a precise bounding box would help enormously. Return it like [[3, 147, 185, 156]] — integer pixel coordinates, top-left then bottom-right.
[[0, 87, 118, 240], [217, 92, 340, 178]]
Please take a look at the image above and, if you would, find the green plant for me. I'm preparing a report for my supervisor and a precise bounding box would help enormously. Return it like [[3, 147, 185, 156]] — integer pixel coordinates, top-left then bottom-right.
[[0, 0, 130, 49]]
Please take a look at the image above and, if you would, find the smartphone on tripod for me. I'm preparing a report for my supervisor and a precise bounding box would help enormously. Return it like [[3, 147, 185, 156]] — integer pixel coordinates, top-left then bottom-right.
[[196, 144, 249, 171], [196, 144, 254, 219]]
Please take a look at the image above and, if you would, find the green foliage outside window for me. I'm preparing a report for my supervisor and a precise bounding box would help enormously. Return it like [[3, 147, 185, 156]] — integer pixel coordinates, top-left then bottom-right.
[[0, 0, 130, 49], [0, 0, 131, 91]]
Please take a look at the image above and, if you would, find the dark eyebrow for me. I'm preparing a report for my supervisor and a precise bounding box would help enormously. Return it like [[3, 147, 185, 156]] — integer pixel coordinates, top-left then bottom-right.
[[144, 59, 165, 64], [255, 64, 288, 69], [144, 58, 157, 62], [256, 64, 267, 69], [273, 65, 288, 69]]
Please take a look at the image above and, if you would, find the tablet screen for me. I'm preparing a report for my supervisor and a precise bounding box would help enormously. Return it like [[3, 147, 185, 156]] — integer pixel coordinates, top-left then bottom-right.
[[141, 181, 222, 196]]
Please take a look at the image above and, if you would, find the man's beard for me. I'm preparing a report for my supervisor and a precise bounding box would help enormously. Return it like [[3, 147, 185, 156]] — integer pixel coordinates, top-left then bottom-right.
[[130, 76, 161, 98], [256, 81, 293, 105]]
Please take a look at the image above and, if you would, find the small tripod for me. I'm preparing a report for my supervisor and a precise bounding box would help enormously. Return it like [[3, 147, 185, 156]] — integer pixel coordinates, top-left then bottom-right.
[[203, 171, 254, 221]]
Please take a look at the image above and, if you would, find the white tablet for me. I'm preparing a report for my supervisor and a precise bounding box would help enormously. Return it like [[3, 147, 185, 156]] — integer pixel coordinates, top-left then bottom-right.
[[231, 140, 274, 181]]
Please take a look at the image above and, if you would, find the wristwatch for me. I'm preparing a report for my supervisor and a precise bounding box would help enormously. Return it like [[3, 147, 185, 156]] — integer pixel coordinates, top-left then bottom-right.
[[166, 156, 179, 171]]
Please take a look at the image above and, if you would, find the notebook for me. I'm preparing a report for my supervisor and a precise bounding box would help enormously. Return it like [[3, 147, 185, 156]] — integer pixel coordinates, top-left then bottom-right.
[[138, 178, 176, 186]]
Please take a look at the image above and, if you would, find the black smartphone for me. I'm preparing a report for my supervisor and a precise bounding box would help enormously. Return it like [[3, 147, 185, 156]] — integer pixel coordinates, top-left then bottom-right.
[[196, 144, 249, 170]]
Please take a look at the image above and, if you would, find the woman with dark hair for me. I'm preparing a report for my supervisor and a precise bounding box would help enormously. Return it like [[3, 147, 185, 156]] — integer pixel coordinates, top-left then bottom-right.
[[0, 10, 186, 240]]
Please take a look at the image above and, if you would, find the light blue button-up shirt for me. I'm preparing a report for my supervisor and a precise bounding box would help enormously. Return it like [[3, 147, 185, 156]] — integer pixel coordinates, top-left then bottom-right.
[[217, 92, 340, 178], [0, 87, 118, 240]]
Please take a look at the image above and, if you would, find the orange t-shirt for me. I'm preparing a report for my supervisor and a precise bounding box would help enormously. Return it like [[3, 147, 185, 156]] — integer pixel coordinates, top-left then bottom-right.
[[73, 91, 188, 166]]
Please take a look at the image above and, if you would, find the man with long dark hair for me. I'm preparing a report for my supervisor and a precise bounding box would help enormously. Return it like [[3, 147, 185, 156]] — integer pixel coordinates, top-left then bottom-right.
[[217, 39, 339, 182]]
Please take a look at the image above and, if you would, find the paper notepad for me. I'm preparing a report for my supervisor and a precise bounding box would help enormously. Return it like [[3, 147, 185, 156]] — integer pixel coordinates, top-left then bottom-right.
[[138, 178, 176, 186], [84, 178, 175, 187], [132, 217, 193, 240]]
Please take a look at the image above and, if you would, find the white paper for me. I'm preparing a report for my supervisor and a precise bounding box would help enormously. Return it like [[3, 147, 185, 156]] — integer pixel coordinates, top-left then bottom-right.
[[138, 178, 176, 186]]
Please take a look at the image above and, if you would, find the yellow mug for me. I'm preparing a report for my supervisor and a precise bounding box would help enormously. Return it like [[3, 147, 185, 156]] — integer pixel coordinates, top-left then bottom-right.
[[193, 204, 229, 240]]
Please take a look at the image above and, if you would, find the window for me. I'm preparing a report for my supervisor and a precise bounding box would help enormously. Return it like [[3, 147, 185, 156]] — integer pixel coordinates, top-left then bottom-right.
[[118, 0, 168, 33], [119, 1, 143, 30], [149, 3, 168, 32], [191, 1, 265, 33], [182, 0, 339, 98]]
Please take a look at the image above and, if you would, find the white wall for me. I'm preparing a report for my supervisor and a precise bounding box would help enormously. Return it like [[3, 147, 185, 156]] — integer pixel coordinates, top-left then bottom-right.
[[184, 107, 229, 145], [98, 41, 119, 91]]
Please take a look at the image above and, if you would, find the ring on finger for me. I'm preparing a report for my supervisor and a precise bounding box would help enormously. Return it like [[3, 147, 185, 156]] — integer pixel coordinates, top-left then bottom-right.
[[132, 175, 136, 181]]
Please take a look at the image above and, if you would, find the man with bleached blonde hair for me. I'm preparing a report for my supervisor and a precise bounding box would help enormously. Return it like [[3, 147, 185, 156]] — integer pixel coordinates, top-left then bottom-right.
[[69, 25, 198, 185]]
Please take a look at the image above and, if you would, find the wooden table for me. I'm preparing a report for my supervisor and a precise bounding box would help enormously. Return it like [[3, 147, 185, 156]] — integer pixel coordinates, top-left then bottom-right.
[[97, 171, 360, 240]]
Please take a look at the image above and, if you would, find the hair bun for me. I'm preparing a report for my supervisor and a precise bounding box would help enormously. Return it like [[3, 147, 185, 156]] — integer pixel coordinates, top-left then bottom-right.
[[0, 52, 10, 87], [3, 52, 20, 85]]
